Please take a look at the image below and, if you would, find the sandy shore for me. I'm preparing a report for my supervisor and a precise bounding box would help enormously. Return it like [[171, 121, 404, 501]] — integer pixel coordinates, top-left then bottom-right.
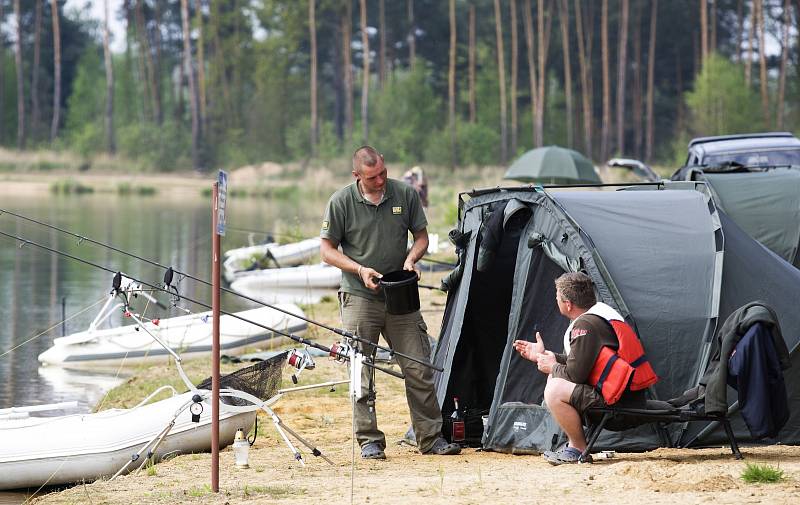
[[24, 270, 800, 504]]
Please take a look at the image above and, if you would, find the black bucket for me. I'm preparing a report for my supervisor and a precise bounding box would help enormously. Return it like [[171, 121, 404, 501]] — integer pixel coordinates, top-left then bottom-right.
[[379, 270, 421, 315]]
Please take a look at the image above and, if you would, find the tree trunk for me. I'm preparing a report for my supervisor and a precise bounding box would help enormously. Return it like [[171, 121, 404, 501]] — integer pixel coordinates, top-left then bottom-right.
[[309, 0, 318, 155], [449, 0, 457, 168], [14, 0, 24, 150], [574, 0, 592, 157], [711, 0, 717, 54], [50, 0, 61, 143], [632, 0, 643, 159], [600, 0, 610, 161], [524, 0, 538, 147], [177, 34, 185, 119], [469, 4, 476, 123], [557, 0, 573, 148], [332, 15, 345, 142], [103, 0, 115, 153], [343, 2, 354, 138], [136, 0, 161, 124], [535, 0, 551, 148], [407, 0, 415, 69], [700, 0, 708, 66], [510, 0, 518, 155], [212, 0, 232, 128], [745, 1, 753, 85], [195, 0, 207, 129], [153, 0, 164, 125], [360, 0, 369, 143], [645, 0, 658, 162], [675, 49, 684, 142], [756, 0, 769, 127], [379, 0, 386, 88], [777, 0, 791, 129], [134, 2, 150, 120], [615, 0, 629, 155], [181, 0, 201, 170], [735, 0, 743, 62], [493, 0, 507, 163], [31, 0, 42, 137]]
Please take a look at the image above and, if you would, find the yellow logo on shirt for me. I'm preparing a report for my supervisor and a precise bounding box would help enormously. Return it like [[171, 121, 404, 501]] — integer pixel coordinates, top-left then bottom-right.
[[392, 206, 402, 214], [322, 220, 329, 230]]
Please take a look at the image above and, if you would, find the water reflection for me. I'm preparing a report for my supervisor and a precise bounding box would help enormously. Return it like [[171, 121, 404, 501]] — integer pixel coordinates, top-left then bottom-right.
[[0, 191, 323, 414]]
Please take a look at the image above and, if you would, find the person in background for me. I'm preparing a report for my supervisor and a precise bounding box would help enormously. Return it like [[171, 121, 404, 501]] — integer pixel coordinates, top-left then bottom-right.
[[320, 146, 460, 459], [402, 166, 428, 208]]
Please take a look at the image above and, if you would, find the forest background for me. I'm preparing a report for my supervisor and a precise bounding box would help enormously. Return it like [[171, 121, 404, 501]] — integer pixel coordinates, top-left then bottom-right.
[[1, 0, 796, 173]]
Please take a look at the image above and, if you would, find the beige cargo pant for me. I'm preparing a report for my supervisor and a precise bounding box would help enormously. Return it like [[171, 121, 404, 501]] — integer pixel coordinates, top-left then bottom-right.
[[339, 292, 442, 453]]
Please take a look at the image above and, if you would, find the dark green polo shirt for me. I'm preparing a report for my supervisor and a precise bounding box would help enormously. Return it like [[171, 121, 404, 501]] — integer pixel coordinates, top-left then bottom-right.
[[321, 178, 427, 301]]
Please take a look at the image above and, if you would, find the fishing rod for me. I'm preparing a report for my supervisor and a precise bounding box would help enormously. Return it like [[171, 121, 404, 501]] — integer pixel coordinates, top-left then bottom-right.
[[223, 225, 302, 241], [0, 208, 442, 372], [419, 257, 456, 267], [418, 283, 443, 291], [0, 228, 411, 379]]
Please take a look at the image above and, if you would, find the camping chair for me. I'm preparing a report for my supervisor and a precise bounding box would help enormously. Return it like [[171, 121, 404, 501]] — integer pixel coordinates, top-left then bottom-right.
[[579, 302, 791, 463]]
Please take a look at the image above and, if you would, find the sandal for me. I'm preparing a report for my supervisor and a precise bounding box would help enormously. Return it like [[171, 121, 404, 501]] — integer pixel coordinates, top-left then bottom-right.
[[542, 446, 591, 465], [361, 442, 387, 460]]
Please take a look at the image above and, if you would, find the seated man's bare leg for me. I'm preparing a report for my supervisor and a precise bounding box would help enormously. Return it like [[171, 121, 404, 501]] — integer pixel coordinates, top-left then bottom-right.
[[543, 376, 587, 451]]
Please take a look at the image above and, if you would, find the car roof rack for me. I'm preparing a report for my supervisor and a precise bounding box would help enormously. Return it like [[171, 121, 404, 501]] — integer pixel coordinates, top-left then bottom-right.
[[688, 132, 795, 148]]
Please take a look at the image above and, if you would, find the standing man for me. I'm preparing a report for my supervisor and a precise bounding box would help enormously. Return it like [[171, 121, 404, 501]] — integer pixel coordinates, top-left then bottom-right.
[[512, 272, 653, 465], [320, 146, 460, 459]]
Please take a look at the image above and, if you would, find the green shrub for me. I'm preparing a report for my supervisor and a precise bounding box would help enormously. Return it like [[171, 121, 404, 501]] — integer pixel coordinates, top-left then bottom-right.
[[741, 462, 785, 484], [50, 179, 94, 194], [116, 182, 156, 196]]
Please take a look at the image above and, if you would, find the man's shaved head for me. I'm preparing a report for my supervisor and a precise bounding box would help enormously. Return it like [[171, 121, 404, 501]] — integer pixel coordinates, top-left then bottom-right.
[[353, 146, 383, 173]]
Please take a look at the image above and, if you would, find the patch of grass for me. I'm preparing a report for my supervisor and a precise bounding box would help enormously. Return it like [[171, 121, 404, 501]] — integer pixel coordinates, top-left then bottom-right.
[[50, 179, 94, 194], [741, 462, 785, 483], [93, 358, 243, 411], [186, 484, 213, 497], [35, 160, 70, 171], [116, 182, 157, 196], [242, 484, 304, 498], [145, 458, 157, 476]]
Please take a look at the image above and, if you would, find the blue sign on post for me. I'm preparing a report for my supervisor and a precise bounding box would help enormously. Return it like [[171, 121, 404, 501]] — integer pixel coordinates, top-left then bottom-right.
[[217, 170, 228, 236]]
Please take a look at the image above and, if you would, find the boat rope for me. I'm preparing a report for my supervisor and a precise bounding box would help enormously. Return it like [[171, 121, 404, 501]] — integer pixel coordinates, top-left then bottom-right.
[[0, 228, 410, 379], [0, 210, 442, 372], [0, 296, 106, 360]]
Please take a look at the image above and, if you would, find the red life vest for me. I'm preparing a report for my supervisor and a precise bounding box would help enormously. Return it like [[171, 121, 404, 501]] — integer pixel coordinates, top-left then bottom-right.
[[587, 318, 659, 405]]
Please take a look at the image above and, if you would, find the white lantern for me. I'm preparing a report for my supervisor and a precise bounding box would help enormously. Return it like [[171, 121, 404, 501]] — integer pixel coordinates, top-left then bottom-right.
[[232, 428, 250, 469]]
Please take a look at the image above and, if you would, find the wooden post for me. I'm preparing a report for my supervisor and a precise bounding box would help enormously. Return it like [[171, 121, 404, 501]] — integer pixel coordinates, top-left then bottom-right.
[[211, 181, 221, 492]]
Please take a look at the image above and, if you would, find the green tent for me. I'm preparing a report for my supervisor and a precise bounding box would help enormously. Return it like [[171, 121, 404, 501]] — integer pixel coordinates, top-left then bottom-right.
[[503, 146, 601, 184]]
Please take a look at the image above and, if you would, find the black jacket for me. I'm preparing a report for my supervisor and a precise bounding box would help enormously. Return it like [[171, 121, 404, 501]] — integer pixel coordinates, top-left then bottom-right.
[[727, 322, 790, 439]]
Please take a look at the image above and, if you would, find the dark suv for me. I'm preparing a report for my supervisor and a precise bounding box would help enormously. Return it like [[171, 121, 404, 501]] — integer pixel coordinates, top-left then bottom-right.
[[685, 132, 800, 167]]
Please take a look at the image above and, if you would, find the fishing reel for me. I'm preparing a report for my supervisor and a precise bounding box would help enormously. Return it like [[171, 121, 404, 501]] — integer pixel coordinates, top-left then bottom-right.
[[329, 342, 353, 363], [287, 348, 315, 384]]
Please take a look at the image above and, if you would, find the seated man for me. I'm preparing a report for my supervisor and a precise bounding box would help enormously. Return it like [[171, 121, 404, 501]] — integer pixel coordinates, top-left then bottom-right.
[[513, 272, 657, 465]]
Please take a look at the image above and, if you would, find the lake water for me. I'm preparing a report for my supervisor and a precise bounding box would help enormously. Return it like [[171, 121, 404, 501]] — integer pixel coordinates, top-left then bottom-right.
[[0, 191, 327, 417]]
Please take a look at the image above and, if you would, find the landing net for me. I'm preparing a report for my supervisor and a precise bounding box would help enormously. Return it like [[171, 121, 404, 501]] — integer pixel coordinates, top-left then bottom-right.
[[196, 351, 288, 406]]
